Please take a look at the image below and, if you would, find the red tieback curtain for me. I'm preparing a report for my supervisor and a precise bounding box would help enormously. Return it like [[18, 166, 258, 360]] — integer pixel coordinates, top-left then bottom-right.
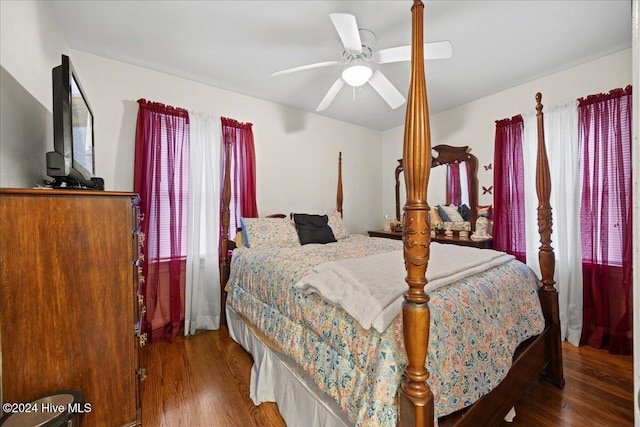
[[446, 162, 461, 205], [134, 99, 189, 343], [493, 115, 526, 262], [578, 86, 633, 355], [221, 117, 259, 238]]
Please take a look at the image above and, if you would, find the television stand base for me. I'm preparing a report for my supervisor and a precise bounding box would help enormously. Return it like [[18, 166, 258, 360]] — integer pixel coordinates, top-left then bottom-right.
[[46, 176, 104, 190]]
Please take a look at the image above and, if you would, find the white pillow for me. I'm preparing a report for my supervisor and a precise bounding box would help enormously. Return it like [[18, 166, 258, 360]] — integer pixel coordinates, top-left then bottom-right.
[[327, 210, 349, 240], [440, 204, 464, 222]]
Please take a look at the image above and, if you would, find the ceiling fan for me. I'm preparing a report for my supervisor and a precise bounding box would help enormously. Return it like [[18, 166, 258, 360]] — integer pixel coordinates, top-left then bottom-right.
[[271, 13, 452, 112]]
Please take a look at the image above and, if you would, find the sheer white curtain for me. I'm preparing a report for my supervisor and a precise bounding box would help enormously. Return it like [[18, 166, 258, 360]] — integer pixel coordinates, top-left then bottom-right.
[[523, 102, 582, 346], [185, 112, 222, 335]]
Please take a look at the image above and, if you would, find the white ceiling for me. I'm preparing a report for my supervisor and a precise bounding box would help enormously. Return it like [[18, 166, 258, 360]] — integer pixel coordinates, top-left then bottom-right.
[[47, 0, 632, 131]]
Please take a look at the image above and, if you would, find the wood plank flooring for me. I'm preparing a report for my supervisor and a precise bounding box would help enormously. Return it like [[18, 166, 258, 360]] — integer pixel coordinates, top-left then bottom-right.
[[141, 327, 633, 427]]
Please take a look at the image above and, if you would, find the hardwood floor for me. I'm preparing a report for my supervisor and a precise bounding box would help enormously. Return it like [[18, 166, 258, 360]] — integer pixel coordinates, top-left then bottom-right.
[[141, 327, 633, 427], [140, 327, 284, 427]]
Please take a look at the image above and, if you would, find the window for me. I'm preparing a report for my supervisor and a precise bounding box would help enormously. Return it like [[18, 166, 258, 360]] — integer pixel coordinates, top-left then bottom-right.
[[578, 87, 632, 267]]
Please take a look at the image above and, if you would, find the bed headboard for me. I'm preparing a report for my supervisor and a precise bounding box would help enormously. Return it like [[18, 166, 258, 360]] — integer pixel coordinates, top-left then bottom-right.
[[218, 150, 344, 321]]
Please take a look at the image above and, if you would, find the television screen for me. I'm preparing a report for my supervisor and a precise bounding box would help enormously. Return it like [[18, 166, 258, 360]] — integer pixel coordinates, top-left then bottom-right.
[[71, 72, 94, 177], [47, 54, 101, 189]]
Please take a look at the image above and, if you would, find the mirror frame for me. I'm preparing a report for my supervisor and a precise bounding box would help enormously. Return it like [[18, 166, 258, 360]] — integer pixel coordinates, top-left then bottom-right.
[[395, 144, 479, 230]]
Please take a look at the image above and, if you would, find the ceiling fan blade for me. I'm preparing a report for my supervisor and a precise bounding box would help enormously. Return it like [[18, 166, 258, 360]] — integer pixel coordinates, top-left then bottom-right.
[[316, 78, 345, 111], [368, 71, 405, 109], [374, 40, 453, 63], [329, 13, 362, 52], [271, 60, 340, 77]]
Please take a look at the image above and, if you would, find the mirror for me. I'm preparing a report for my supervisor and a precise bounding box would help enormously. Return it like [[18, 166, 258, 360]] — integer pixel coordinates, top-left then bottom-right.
[[395, 144, 479, 230]]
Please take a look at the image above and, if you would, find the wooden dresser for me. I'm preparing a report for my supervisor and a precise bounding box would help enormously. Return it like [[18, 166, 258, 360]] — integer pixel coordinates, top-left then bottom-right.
[[368, 229, 493, 249], [0, 189, 144, 426]]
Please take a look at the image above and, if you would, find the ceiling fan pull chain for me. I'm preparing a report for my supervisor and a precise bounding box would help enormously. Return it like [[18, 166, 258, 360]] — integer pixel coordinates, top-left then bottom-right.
[[352, 86, 356, 102]]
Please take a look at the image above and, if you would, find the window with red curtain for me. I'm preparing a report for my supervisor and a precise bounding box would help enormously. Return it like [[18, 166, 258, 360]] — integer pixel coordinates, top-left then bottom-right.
[[221, 117, 259, 238], [578, 86, 632, 355], [134, 99, 189, 343], [493, 115, 526, 262]]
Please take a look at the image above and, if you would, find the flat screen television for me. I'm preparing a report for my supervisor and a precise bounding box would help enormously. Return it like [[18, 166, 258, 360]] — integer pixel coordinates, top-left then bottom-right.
[[46, 54, 103, 189]]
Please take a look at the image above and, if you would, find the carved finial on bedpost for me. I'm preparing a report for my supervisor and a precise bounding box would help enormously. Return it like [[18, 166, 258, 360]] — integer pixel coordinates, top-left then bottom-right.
[[337, 152, 343, 217], [535, 92, 565, 388], [398, 1, 434, 426]]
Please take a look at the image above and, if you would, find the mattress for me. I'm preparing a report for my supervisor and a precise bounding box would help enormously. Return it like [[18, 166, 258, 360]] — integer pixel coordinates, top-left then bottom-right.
[[226, 234, 544, 426]]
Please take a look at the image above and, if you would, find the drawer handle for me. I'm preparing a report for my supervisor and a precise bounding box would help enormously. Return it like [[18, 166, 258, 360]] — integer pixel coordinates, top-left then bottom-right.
[[139, 333, 148, 347], [137, 295, 147, 315], [136, 368, 147, 382]]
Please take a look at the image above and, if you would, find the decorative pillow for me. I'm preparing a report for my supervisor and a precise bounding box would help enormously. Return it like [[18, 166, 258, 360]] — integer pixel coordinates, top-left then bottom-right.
[[440, 204, 465, 222], [429, 207, 444, 228], [477, 205, 492, 218], [240, 217, 300, 248], [327, 210, 349, 240], [436, 205, 451, 222], [458, 204, 471, 222], [292, 214, 337, 245]]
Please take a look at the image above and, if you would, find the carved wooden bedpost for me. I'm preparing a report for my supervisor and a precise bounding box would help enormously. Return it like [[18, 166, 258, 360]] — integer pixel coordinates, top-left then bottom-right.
[[337, 152, 343, 217], [398, 1, 434, 426], [219, 134, 233, 325], [534, 93, 565, 388]]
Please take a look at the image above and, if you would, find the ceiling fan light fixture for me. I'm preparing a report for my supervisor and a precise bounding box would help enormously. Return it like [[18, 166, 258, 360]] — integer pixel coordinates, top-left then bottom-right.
[[341, 63, 373, 87]]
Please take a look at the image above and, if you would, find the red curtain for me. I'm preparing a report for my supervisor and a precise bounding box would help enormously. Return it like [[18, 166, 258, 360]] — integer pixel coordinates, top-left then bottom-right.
[[493, 115, 526, 262], [578, 86, 632, 355], [221, 117, 259, 238], [445, 162, 461, 205], [134, 99, 189, 343]]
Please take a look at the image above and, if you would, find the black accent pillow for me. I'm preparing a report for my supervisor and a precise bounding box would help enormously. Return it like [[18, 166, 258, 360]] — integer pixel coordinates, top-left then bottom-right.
[[458, 204, 471, 221], [293, 214, 337, 245]]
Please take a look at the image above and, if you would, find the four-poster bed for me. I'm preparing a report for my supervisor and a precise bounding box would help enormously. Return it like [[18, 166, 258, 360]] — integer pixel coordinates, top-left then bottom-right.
[[219, 1, 564, 426]]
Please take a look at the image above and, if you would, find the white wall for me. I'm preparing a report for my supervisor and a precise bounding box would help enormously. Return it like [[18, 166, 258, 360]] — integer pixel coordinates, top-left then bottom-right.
[[0, 0, 70, 188], [0, 0, 69, 108], [381, 48, 632, 219], [69, 51, 382, 234], [0, 1, 383, 235]]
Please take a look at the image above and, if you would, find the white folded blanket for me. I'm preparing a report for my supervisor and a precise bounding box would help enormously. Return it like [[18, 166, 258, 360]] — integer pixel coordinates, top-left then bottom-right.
[[294, 242, 514, 333]]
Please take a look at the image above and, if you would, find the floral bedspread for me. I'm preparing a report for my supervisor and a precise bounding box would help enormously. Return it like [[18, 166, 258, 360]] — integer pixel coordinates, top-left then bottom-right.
[[226, 235, 544, 426]]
